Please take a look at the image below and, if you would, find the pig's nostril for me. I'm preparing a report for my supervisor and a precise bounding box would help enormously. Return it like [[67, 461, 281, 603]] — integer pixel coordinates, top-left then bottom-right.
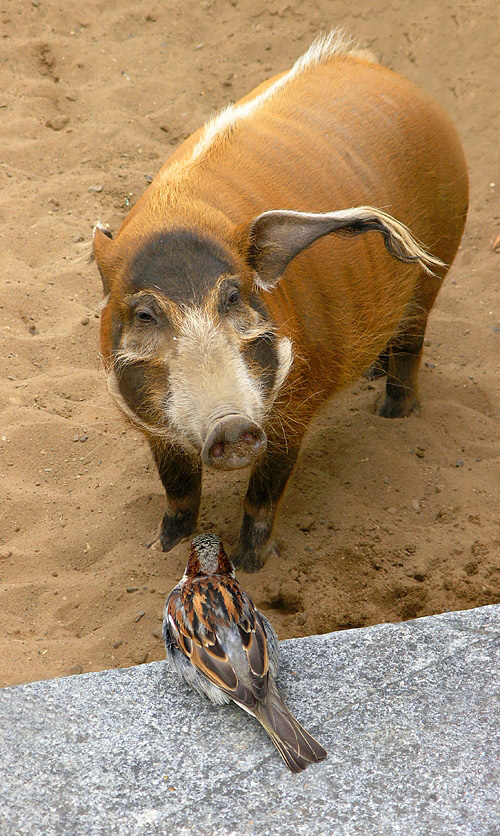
[[211, 441, 225, 459], [202, 415, 267, 470], [241, 431, 260, 448]]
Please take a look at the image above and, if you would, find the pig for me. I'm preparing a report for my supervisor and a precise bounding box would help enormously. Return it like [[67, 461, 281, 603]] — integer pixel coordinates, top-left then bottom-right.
[[93, 31, 468, 571]]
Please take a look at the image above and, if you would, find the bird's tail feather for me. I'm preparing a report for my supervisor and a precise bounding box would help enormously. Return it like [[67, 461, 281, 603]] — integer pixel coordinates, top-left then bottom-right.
[[256, 689, 327, 773]]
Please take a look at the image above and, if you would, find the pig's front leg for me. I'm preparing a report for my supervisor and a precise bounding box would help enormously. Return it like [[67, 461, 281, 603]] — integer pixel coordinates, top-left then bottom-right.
[[232, 442, 300, 572], [148, 439, 202, 552]]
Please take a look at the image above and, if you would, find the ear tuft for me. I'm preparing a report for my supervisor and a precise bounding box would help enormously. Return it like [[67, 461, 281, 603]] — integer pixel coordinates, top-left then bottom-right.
[[93, 221, 113, 241], [244, 206, 444, 290], [93, 222, 115, 294]]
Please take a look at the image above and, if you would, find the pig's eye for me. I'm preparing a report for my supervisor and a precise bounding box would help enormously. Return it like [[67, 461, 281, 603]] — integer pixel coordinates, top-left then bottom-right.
[[219, 282, 242, 315], [135, 307, 157, 325], [223, 287, 241, 312]]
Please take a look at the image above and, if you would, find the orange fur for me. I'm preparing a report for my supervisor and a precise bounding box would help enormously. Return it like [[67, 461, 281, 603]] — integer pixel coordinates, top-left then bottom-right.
[[95, 40, 468, 384], [93, 34, 468, 566]]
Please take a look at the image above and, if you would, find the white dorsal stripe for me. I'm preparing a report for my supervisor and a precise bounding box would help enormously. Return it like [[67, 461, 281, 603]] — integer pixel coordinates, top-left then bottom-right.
[[164, 29, 360, 177]]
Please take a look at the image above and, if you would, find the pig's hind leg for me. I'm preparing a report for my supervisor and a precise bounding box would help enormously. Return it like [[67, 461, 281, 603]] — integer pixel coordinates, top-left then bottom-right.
[[365, 347, 389, 381], [378, 269, 442, 419]]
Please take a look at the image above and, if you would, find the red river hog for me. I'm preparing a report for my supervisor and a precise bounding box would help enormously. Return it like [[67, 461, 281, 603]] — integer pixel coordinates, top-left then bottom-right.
[[93, 31, 468, 571]]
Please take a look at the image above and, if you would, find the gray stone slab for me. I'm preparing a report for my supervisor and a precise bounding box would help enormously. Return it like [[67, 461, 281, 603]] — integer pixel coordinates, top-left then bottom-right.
[[1, 605, 499, 836]]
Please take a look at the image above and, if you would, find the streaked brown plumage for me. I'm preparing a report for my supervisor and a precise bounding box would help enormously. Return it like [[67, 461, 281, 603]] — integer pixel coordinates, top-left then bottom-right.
[[163, 533, 327, 772]]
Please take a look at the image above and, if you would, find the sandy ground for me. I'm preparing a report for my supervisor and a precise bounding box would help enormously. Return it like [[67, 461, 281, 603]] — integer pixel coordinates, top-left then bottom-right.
[[1, 0, 499, 688]]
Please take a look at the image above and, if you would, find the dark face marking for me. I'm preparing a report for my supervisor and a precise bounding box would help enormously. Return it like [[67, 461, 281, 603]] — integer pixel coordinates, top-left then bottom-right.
[[243, 331, 279, 394], [128, 229, 236, 305], [110, 313, 124, 354], [248, 291, 269, 320], [233, 291, 278, 393], [115, 362, 151, 420]]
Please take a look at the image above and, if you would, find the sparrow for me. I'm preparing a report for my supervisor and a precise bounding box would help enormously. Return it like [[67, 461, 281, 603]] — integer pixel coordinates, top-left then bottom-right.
[[163, 533, 327, 773]]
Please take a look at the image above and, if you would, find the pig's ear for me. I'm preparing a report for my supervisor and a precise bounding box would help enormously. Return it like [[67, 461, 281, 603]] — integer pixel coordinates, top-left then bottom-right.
[[92, 222, 115, 295], [245, 206, 445, 290]]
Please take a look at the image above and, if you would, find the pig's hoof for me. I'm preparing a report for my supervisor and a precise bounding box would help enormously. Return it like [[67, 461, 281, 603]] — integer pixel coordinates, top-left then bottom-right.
[[232, 544, 266, 573], [239, 552, 265, 573], [147, 511, 196, 552], [232, 540, 278, 573], [378, 393, 420, 419], [147, 531, 188, 552]]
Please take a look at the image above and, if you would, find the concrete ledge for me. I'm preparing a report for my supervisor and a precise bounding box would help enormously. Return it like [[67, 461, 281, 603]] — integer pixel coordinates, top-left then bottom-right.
[[1, 605, 499, 836]]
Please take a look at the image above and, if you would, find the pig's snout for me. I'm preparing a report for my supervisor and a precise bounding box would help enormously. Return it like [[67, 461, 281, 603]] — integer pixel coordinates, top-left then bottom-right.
[[202, 414, 267, 470]]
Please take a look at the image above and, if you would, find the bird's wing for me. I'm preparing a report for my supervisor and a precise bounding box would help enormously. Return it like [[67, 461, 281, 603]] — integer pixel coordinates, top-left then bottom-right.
[[166, 577, 270, 708]]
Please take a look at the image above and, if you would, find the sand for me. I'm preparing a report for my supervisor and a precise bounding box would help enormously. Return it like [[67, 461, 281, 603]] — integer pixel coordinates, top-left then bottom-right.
[[1, 0, 499, 687]]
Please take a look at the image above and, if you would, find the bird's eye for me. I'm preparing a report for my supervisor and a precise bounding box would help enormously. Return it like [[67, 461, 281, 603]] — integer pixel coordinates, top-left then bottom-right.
[[135, 307, 157, 325]]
